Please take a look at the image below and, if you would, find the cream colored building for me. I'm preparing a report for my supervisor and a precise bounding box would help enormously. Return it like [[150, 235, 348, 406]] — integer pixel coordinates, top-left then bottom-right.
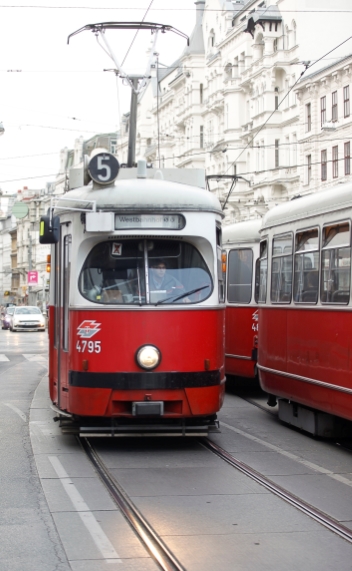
[[295, 54, 352, 195], [116, 0, 352, 223]]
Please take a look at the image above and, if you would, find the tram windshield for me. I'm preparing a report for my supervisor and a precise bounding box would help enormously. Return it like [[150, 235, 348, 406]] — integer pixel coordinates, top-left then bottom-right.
[[79, 239, 213, 305]]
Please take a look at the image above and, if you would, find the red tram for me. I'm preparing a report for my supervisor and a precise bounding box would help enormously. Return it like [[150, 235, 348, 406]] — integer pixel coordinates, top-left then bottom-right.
[[223, 220, 261, 379], [40, 153, 226, 436], [257, 183, 352, 436]]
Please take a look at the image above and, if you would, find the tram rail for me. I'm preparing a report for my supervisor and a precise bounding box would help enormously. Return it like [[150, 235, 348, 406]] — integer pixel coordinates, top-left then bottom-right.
[[79, 437, 186, 571], [202, 438, 352, 544], [81, 426, 352, 563]]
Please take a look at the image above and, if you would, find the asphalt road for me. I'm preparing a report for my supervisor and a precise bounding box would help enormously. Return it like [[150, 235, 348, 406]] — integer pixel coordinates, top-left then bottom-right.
[[0, 329, 71, 571], [2, 331, 352, 571]]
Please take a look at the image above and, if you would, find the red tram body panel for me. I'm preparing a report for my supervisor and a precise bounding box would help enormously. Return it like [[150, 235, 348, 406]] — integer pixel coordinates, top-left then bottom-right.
[[259, 307, 352, 420], [225, 306, 258, 378], [52, 308, 225, 418], [42, 156, 226, 435], [223, 220, 261, 379], [257, 182, 352, 433]]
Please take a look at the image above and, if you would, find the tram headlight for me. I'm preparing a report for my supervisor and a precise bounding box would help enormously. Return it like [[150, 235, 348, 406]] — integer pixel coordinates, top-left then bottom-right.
[[136, 345, 161, 370]]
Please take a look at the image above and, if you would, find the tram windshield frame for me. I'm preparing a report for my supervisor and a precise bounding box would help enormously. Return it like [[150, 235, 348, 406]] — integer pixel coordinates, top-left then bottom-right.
[[79, 238, 213, 305]]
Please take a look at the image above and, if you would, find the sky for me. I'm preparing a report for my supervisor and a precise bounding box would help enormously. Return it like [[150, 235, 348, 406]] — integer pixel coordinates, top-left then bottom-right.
[[0, 0, 197, 195]]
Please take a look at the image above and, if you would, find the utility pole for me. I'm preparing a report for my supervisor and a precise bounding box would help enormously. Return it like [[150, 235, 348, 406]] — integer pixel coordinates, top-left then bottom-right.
[[67, 22, 188, 169], [127, 76, 140, 168]]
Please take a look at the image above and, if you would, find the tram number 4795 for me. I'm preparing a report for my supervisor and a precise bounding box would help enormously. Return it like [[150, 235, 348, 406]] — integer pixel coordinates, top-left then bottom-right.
[[76, 340, 102, 353]]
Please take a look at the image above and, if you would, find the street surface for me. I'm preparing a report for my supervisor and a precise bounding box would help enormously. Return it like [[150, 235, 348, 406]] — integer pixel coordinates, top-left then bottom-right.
[[1, 331, 352, 570]]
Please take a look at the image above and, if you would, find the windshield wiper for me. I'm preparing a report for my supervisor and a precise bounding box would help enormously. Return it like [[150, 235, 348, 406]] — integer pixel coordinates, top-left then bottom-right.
[[155, 284, 210, 305]]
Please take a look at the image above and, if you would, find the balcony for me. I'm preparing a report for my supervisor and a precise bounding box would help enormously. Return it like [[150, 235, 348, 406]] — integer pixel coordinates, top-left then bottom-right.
[[205, 91, 224, 114]]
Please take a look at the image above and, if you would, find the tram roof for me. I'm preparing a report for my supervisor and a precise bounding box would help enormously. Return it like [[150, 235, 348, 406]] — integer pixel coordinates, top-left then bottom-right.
[[222, 219, 262, 244], [54, 177, 223, 217], [261, 182, 352, 231]]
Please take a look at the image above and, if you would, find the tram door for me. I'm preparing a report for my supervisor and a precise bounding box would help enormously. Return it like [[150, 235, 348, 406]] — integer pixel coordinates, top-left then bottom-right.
[[53, 224, 72, 412]]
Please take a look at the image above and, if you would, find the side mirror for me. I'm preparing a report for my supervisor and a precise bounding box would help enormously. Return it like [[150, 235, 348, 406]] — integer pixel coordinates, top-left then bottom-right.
[[39, 215, 60, 244]]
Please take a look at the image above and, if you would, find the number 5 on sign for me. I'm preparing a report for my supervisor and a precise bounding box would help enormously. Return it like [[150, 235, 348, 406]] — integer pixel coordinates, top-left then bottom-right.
[[97, 156, 111, 182], [88, 152, 120, 185]]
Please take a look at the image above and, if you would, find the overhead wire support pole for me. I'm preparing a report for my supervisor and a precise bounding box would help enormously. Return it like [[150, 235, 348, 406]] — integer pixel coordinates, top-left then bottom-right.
[[127, 76, 139, 167], [68, 21, 189, 169]]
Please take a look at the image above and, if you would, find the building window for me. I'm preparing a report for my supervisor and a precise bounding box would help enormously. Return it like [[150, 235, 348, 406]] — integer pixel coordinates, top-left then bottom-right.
[[273, 38, 278, 52], [275, 87, 279, 110], [321, 150, 327, 181], [344, 85, 350, 118], [275, 139, 280, 167], [345, 142, 350, 175], [321, 96, 326, 126], [256, 143, 260, 172], [332, 91, 338, 122], [332, 146, 338, 178], [200, 83, 203, 104], [307, 154, 312, 184], [306, 103, 311, 132], [200, 125, 204, 149], [292, 133, 297, 165]]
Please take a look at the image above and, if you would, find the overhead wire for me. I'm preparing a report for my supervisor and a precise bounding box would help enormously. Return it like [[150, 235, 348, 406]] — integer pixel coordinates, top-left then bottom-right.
[[1, 149, 350, 186], [0, 5, 351, 12], [121, 0, 155, 67], [1, 5, 351, 190], [0, 53, 351, 72]]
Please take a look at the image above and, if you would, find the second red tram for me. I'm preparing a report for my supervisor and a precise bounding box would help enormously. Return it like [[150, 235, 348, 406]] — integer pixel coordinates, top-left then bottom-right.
[[41, 154, 226, 436], [223, 220, 261, 379], [257, 183, 352, 435]]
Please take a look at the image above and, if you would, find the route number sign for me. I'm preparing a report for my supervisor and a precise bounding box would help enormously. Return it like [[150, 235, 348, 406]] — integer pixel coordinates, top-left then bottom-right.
[[88, 153, 120, 185]]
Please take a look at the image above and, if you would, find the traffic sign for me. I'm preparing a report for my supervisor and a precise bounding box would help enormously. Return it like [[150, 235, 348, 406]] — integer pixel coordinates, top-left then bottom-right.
[[27, 270, 39, 285], [12, 202, 29, 219]]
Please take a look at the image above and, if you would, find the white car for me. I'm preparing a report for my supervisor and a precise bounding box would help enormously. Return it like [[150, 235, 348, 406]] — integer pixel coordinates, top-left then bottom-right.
[[10, 306, 46, 332]]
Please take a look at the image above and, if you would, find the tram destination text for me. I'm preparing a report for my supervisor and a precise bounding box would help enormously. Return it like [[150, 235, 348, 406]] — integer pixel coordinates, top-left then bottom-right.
[[115, 214, 185, 230]]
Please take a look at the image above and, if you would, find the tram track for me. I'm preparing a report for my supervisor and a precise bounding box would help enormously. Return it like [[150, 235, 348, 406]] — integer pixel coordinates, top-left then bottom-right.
[[79, 436, 186, 571], [203, 437, 352, 544], [81, 429, 352, 560]]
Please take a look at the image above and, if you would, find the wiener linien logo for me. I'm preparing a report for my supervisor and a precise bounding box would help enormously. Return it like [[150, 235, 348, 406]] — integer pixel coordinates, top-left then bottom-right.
[[77, 320, 101, 339]]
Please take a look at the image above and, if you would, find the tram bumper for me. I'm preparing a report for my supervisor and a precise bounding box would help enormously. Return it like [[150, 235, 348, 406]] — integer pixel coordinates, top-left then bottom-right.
[[58, 415, 220, 437], [68, 369, 225, 418]]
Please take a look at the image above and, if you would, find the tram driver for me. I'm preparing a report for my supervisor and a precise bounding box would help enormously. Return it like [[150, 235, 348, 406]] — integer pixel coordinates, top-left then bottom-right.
[[149, 260, 188, 303]]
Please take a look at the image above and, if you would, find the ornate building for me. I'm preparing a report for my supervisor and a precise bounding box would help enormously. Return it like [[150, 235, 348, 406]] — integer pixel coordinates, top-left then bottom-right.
[[117, 0, 352, 223]]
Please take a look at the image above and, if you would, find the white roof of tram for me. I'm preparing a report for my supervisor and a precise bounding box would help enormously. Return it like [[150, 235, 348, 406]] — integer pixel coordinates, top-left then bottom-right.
[[261, 181, 352, 231], [54, 176, 223, 217], [222, 219, 262, 244]]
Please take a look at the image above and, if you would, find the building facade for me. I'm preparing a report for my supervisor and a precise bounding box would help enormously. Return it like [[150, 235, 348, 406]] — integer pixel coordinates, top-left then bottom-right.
[[295, 55, 352, 195], [116, 0, 352, 222]]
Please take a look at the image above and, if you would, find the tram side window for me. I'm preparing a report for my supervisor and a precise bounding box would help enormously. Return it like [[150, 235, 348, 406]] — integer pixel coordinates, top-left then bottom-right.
[[321, 223, 351, 304], [271, 233, 293, 303], [258, 240, 268, 303], [79, 239, 213, 305], [227, 249, 253, 303], [293, 228, 319, 303]]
